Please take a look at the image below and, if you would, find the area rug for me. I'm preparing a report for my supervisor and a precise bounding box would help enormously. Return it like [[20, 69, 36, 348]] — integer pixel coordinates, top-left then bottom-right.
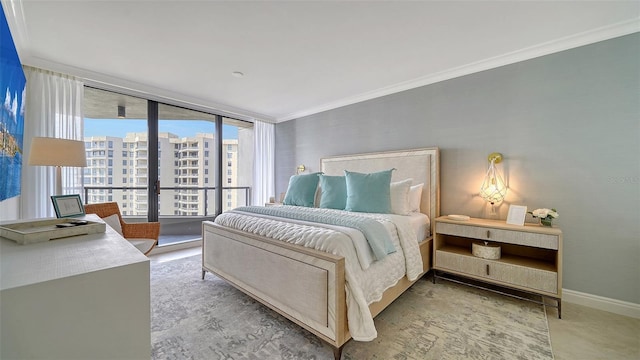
[[151, 255, 553, 360]]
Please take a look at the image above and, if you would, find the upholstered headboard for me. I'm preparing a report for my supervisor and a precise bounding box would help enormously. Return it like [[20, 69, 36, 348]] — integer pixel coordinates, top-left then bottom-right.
[[320, 148, 440, 234]]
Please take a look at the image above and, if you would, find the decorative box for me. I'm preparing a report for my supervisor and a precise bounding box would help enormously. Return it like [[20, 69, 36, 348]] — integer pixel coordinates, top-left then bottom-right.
[[472, 241, 501, 260]]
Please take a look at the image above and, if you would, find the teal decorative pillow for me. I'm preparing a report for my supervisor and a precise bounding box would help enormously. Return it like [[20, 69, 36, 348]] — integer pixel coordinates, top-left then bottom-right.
[[318, 175, 347, 210], [283, 172, 321, 207], [344, 169, 395, 213]]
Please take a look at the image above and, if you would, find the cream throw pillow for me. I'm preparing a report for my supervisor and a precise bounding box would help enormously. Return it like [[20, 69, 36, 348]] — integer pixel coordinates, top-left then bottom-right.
[[102, 214, 123, 236], [390, 178, 413, 215], [409, 183, 424, 213]]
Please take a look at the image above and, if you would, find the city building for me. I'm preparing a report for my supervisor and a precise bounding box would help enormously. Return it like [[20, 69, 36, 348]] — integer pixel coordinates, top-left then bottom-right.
[[84, 132, 239, 217]]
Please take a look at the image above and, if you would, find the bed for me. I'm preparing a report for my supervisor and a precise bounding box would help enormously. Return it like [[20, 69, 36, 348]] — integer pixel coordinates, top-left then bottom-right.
[[201, 147, 440, 359]]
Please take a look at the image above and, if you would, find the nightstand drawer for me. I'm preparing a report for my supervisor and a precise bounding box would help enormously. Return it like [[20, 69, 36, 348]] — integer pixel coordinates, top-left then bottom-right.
[[436, 222, 558, 250], [436, 250, 558, 294]]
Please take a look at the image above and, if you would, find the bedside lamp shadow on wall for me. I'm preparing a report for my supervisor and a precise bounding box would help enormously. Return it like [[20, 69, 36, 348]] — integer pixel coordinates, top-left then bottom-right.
[[479, 152, 507, 216], [28, 137, 87, 196]]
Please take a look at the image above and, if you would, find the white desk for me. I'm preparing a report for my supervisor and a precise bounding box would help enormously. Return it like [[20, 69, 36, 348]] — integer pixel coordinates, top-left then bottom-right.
[[0, 215, 150, 359]]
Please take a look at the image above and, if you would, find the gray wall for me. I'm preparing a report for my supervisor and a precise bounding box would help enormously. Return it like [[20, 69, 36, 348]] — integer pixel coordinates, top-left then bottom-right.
[[275, 34, 640, 304]]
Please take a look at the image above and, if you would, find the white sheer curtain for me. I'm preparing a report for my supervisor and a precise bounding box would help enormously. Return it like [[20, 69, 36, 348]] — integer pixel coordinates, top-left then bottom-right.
[[252, 120, 275, 205], [20, 67, 84, 218]]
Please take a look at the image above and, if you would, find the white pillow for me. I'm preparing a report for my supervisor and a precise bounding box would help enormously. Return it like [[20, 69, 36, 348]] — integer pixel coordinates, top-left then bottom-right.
[[409, 183, 424, 213], [390, 178, 413, 215], [102, 214, 123, 236]]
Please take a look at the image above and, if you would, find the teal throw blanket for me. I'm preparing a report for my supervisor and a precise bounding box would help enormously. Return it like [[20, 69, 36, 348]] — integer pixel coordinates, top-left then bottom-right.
[[233, 206, 396, 260]]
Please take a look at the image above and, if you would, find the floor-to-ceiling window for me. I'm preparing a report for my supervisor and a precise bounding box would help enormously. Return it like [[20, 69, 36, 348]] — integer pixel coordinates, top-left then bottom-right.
[[223, 117, 254, 212], [83, 88, 149, 218], [83, 87, 254, 246]]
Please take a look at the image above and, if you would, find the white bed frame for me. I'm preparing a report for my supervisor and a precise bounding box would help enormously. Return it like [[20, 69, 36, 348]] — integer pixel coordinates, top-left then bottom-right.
[[202, 148, 440, 359]]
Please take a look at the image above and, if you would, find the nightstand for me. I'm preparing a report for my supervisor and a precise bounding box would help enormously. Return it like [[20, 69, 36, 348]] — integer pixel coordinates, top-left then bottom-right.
[[433, 216, 563, 318]]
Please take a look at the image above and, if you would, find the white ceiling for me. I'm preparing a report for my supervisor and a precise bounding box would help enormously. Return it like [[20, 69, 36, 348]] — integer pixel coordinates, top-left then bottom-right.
[[3, 1, 639, 123]]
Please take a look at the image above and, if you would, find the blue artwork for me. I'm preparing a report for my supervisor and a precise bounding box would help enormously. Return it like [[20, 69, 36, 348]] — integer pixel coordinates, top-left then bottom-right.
[[0, 7, 26, 201]]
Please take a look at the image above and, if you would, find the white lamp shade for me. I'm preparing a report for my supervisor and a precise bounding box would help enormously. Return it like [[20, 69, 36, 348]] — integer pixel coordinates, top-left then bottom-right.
[[28, 137, 87, 167]]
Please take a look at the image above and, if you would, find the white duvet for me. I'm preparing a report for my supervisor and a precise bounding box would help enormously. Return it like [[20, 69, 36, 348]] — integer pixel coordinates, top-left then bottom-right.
[[214, 206, 424, 341]]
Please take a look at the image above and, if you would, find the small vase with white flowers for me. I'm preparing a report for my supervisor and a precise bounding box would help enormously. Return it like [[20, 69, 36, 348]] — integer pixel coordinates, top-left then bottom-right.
[[528, 208, 559, 227]]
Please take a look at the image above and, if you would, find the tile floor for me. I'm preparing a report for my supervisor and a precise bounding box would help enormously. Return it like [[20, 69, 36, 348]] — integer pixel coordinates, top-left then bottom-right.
[[547, 301, 639, 360]]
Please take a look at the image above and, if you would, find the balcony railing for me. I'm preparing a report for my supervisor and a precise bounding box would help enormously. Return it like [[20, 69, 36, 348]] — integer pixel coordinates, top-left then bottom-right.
[[84, 185, 251, 217]]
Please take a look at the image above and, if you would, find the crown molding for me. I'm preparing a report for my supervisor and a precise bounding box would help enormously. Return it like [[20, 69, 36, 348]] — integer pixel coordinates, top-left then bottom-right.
[[2, 0, 29, 57], [276, 18, 640, 122]]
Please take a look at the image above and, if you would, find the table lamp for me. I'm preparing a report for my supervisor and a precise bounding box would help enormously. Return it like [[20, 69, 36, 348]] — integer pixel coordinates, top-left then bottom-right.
[[28, 137, 87, 195]]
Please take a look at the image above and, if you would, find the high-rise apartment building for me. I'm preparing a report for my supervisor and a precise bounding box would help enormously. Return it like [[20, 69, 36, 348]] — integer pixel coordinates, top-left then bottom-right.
[[84, 132, 238, 216]]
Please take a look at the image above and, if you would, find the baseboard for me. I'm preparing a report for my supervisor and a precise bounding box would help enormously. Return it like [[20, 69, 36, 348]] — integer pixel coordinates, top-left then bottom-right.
[[563, 288, 640, 319]]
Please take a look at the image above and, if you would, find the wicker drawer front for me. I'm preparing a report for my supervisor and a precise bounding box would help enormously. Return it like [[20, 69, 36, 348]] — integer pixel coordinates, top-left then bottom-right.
[[436, 223, 558, 250], [436, 251, 558, 294]]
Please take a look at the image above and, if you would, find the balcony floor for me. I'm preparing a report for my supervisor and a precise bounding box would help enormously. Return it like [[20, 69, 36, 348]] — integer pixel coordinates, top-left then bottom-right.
[[158, 234, 201, 246]]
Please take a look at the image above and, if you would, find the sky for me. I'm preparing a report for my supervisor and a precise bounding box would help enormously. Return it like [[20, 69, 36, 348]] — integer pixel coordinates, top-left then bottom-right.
[[84, 119, 238, 139]]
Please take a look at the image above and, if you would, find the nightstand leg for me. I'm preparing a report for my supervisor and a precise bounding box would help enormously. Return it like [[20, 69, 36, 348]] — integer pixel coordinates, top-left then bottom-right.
[[557, 299, 562, 319]]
